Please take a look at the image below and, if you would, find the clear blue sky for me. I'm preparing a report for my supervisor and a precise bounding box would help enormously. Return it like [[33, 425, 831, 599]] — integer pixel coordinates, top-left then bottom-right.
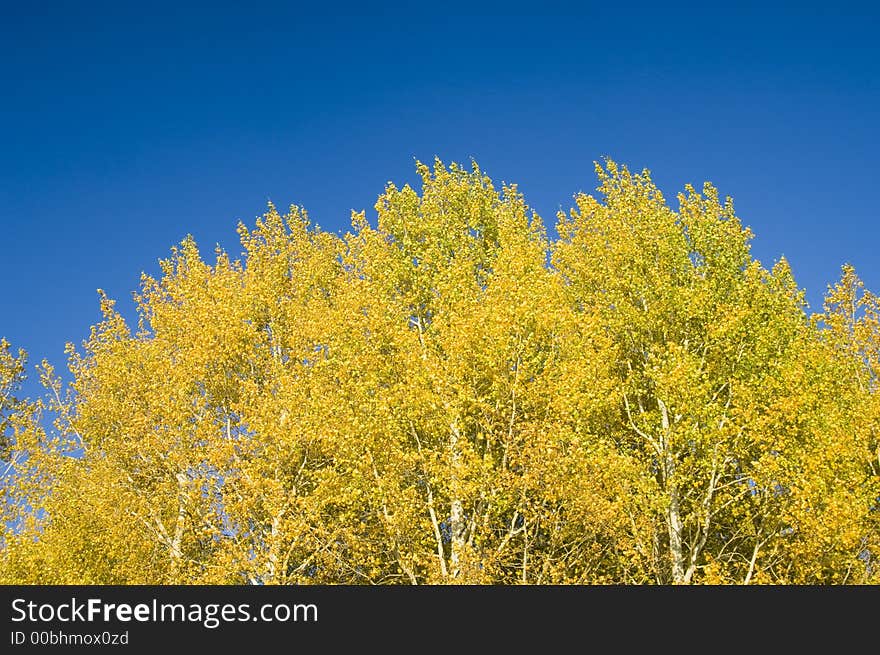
[[2, 2, 878, 396]]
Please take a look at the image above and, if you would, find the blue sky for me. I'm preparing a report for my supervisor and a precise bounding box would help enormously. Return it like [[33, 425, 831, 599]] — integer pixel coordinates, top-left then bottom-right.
[[1, 3, 878, 397]]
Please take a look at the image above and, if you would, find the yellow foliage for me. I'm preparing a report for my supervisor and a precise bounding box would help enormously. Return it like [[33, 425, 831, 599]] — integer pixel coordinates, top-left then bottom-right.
[[2, 160, 878, 584]]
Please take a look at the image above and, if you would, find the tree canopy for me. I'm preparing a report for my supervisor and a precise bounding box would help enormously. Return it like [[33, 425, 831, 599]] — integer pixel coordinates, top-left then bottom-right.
[[2, 160, 878, 584]]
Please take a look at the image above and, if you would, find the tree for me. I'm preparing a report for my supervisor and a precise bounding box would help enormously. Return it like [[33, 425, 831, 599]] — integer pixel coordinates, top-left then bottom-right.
[[2, 160, 877, 584], [1, 338, 27, 462], [1, 340, 47, 547]]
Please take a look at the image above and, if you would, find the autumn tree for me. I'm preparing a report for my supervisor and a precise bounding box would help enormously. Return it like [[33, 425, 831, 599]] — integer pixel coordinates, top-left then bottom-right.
[[553, 163, 879, 583], [1, 338, 27, 461], [2, 159, 877, 584], [0, 339, 51, 547]]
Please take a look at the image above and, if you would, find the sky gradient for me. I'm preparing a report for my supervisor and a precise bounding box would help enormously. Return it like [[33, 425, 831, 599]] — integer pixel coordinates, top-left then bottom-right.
[[2, 3, 878, 397]]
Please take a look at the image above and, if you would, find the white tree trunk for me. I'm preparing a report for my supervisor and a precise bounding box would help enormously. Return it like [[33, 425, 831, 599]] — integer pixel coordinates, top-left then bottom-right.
[[667, 482, 686, 584], [449, 422, 467, 580], [658, 398, 687, 584]]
